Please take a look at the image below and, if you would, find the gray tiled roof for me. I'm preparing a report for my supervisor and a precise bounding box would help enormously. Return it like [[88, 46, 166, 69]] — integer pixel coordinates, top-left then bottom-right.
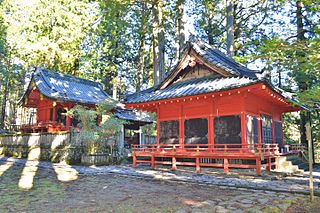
[[125, 76, 259, 104], [190, 40, 259, 79], [29, 68, 112, 105], [115, 109, 154, 123]]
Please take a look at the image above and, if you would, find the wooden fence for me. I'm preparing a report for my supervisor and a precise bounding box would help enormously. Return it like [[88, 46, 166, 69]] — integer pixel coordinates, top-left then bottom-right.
[[140, 134, 156, 145]]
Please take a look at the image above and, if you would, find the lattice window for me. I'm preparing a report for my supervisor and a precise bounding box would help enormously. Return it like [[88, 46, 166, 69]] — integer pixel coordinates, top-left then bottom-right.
[[274, 121, 283, 149], [184, 118, 208, 144], [261, 115, 273, 144], [160, 120, 179, 144], [214, 115, 241, 144]]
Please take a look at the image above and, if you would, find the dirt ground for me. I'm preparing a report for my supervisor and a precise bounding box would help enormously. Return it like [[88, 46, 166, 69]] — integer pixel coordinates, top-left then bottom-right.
[[0, 161, 319, 213]]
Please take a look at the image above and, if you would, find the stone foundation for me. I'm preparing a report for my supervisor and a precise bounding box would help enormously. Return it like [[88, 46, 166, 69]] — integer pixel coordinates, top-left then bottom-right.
[[0, 132, 83, 164]]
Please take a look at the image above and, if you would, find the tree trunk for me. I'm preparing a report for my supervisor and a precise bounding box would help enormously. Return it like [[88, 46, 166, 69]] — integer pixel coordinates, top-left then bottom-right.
[[296, 0, 307, 145], [176, 0, 185, 60], [0, 70, 9, 129], [152, 0, 160, 85], [226, 0, 234, 57], [158, 0, 165, 83], [296, 1, 305, 41], [152, 0, 165, 86], [278, 70, 282, 88], [136, 1, 147, 92]]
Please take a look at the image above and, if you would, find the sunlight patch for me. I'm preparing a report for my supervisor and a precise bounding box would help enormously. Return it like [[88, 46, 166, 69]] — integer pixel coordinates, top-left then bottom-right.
[[0, 158, 14, 176], [18, 137, 41, 190], [51, 134, 67, 151], [53, 162, 78, 182], [18, 160, 39, 190]]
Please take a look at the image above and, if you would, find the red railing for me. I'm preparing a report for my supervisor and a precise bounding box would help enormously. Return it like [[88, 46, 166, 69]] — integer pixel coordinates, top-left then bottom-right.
[[132, 143, 279, 156], [131, 143, 280, 175], [20, 121, 66, 133], [289, 144, 305, 152]]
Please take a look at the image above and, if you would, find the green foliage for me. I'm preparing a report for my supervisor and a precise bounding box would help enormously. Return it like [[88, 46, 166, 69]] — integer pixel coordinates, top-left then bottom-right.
[[0, 0, 97, 74], [282, 113, 300, 144], [191, 0, 271, 57], [69, 101, 126, 155]]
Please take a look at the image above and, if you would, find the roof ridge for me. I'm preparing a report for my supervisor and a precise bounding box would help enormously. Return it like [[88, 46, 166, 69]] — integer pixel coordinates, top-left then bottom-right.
[[193, 41, 256, 71], [36, 68, 103, 88]]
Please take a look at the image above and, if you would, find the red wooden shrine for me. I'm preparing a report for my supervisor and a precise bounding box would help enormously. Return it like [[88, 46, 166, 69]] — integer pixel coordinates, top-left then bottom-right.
[[19, 68, 114, 133], [125, 39, 303, 174], [20, 68, 153, 134]]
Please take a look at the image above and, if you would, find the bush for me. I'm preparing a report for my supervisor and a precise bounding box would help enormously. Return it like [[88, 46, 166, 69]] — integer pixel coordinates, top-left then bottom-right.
[[68, 100, 126, 155]]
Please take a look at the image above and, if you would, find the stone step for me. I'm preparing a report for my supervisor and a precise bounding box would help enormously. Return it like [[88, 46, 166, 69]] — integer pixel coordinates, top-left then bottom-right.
[[276, 155, 306, 174], [278, 156, 287, 165], [289, 157, 304, 165], [298, 162, 309, 171]]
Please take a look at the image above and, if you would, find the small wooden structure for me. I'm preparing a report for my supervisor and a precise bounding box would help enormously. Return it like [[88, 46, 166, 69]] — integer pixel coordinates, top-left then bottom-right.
[[125, 39, 304, 174], [19, 68, 153, 137]]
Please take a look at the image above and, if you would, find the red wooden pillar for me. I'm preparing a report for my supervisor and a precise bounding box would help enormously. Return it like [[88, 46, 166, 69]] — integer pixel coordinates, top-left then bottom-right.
[[179, 113, 185, 148], [267, 157, 271, 172], [208, 115, 214, 151], [281, 115, 285, 150], [156, 106, 160, 147], [256, 158, 261, 175], [271, 116, 275, 144], [224, 158, 229, 173], [151, 154, 155, 169], [257, 115, 262, 148], [133, 146, 137, 167], [196, 157, 201, 173], [209, 98, 215, 151]]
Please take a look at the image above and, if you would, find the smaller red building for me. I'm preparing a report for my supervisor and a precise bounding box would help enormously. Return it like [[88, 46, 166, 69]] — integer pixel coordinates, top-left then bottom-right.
[[19, 68, 152, 135], [125, 39, 304, 174]]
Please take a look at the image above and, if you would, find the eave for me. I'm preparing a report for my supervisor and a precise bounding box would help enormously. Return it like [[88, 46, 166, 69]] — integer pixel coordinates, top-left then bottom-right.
[[125, 82, 302, 113]]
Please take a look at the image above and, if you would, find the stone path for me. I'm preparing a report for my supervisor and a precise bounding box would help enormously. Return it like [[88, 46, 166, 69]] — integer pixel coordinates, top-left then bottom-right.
[[1, 155, 319, 196], [1, 160, 312, 213]]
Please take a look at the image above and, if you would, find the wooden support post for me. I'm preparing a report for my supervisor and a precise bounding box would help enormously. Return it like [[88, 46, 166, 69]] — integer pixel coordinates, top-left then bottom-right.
[[151, 155, 155, 169], [208, 116, 214, 151], [256, 158, 261, 175], [133, 146, 137, 168], [196, 157, 201, 173], [133, 154, 137, 168], [275, 155, 279, 169], [172, 156, 177, 170], [267, 157, 271, 172], [224, 158, 229, 173]]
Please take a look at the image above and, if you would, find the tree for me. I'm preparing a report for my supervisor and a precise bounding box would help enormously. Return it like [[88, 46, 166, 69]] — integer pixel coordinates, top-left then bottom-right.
[[176, 0, 186, 60], [136, 1, 151, 91], [257, 1, 319, 143], [191, 0, 270, 58], [1, 0, 96, 75], [226, 0, 234, 56], [152, 0, 166, 85]]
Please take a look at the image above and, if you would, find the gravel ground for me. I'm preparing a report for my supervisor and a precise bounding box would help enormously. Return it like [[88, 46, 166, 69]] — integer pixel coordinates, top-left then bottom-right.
[[0, 156, 319, 212]]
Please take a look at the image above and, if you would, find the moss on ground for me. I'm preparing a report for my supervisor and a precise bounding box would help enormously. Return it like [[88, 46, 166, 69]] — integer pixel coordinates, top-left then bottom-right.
[[0, 164, 66, 212]]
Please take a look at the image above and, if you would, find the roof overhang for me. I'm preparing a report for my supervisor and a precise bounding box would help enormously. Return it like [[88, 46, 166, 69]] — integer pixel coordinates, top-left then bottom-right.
[[125, 81, 304, 113]]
